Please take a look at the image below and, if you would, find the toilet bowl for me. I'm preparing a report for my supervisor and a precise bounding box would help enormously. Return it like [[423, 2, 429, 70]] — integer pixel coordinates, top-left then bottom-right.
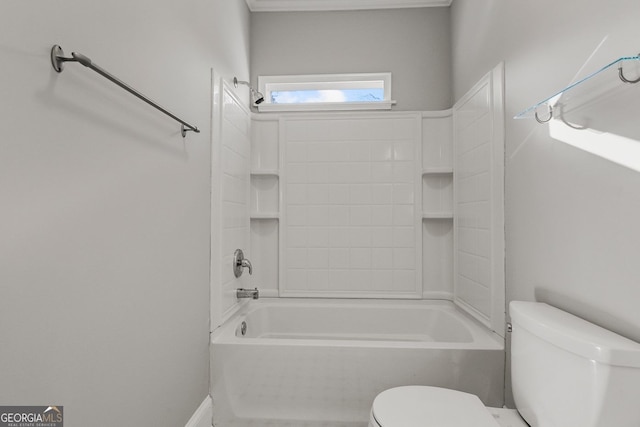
[[368, 385, 527, 427], [368, 301, 640, 427]]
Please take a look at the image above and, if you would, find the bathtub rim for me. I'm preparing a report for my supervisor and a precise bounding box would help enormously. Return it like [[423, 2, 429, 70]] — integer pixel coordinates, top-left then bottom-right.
[[211, 298, 504, 350]]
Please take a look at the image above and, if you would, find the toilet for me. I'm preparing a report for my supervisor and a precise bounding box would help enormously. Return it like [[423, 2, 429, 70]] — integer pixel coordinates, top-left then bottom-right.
[[369, 301, 640, 427]]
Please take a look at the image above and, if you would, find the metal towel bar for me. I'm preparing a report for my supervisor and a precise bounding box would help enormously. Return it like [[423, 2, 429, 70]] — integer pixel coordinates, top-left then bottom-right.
[[50, 45, 200, 137]]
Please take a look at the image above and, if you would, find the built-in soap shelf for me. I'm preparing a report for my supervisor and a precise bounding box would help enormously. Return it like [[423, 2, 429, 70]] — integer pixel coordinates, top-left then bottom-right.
[[422, 169, 453, 220], [422, 212, 453, 219], [422, 167, 453, 174], [251, 169, 279, 177], [250, 212, 280, 220], [250, 171, 279, 220]]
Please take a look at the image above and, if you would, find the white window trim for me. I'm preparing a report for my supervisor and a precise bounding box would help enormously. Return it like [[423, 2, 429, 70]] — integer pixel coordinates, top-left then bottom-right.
[[257, 72, 396, 112]]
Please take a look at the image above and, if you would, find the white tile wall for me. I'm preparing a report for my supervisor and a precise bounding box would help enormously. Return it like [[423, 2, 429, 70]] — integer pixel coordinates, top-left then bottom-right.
[[423, 175, 453, 214], [454, 82, 492, 320], [422, 219, 453, 298], [251, 119, 279, 171], [249, 117, 280, 297], [452, 65, 504, 333], [421, 113, 454, 299], [281, 115, 421, 298], [219, 87, 251, 319], [251, 175, 279, 214], [423, 115, 453, 169], [250, 219, 279, 296]]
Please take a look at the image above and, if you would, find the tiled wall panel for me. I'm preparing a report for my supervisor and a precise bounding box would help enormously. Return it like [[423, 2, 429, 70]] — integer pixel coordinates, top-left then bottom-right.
[[219, 88, 251, 318], [422, 115, 453, 169], [454, 82, 492, 321], [453, 65, 505, 333], [281, 115, 421, 298], [422, 219, 453, 298], [421, 113, 454, 299]]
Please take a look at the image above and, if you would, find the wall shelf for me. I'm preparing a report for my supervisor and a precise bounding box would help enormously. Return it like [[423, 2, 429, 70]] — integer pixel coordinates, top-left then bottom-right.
[[422, 167, 453, 175], [423, 212, 453, 219], [251, 169, 279, 177], [421, 112, 454, 298], [514, 54, 640, 122], [249, 117, 280, 296], [422, 173, 453, 217], [250, 173, 279, 216], [250, 213, 279, 219]]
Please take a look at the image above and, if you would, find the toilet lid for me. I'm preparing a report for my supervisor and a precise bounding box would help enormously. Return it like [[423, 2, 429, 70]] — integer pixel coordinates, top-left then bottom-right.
[[372, 386, 500, 427]]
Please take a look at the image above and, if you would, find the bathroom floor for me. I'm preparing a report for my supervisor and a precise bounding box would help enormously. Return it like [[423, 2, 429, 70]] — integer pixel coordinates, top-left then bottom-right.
[[214, 414, 526, 427], [489, 408, 529, 427], [212, 409, 527, 427], [214, 422, 362, 427]]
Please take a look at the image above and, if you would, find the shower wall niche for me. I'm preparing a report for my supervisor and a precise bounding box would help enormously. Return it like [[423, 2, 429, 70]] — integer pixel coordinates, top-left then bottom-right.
[[422, 111, 454, 299], [250, 117, 280, 298], [250, 111, 454, 299]]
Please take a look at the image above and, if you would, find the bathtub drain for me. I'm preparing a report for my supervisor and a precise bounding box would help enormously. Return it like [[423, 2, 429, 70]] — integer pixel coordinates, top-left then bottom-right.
[[240, 321, 247, 336]]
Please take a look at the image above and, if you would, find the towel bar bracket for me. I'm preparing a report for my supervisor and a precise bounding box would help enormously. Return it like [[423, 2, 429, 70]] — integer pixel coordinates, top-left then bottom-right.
[[50, 44, 66, 72]]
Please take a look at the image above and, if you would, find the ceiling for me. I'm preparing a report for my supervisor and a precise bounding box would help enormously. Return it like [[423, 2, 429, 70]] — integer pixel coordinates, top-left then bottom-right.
[[245, 0, 453, 12]]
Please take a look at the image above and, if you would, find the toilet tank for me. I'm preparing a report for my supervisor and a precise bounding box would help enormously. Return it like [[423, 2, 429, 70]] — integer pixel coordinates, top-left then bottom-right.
[[509, 301, 640, 427]]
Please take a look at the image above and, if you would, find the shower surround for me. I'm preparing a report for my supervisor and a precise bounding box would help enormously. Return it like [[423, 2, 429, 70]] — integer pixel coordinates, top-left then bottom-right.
[[249, 111, 455, 301], [212, 65, 505, 426]]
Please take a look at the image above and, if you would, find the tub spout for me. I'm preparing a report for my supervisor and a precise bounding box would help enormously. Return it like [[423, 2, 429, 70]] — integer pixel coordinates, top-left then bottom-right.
[[236, 288, 259, 300]]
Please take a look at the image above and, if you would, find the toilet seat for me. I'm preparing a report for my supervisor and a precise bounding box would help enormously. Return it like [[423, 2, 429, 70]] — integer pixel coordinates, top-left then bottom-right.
[[370, 386, 500, 427]]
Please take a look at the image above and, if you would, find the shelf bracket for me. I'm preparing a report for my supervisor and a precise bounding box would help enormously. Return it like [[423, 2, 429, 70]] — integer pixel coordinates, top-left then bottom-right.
[[534, 104, 553, 124], [618, 55, 640, 84]]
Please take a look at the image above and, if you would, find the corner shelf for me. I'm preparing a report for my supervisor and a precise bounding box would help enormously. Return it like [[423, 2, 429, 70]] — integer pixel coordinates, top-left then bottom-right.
[[250, 172, 279, 218], [514, 54, 640, 122], [422, 167, 453, 175], [422, 212, 453, 219], [421, 112, 454, 301], [422, 171, 453, 220], [251, 169, 279, 177], [250, 213, 279, 220]]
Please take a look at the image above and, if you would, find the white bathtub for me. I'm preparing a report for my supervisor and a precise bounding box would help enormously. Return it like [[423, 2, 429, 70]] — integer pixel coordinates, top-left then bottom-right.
[[210, 299, 504, 427]]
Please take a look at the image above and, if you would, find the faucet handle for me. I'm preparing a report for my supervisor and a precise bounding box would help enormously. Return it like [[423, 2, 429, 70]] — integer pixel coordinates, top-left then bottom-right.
[[233, 249, 253, 278], [241, 258, 252, 275]]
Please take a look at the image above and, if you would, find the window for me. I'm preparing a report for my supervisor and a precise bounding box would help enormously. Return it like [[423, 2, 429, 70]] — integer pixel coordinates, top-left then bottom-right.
[[257, 73, 395, 112]]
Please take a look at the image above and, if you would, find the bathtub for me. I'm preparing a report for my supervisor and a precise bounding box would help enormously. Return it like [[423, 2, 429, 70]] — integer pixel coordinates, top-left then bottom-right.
[[210, 298, 504, 427]]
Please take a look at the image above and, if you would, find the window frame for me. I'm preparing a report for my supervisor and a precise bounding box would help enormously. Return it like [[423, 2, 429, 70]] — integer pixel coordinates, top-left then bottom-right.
[[257, 72, 395, 112]]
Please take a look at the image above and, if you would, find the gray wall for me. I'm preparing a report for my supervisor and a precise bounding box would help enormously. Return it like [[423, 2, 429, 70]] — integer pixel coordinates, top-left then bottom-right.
[[451, 0, 640, 402], [0, 0, 250, 426], [250, 8, 452, 111]]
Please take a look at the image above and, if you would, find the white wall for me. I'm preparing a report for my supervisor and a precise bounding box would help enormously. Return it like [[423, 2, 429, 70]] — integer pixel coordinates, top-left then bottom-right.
[[211, 81, 253, 327], [0, 0, 250, 426], [250, 8, 452, 111], [280, 114, 423, 298], [452, 65, 505, 336], [249, 117, 281, 297], [249, 112, 458, 300], [451, 0, 640, 350]]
